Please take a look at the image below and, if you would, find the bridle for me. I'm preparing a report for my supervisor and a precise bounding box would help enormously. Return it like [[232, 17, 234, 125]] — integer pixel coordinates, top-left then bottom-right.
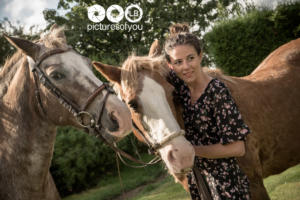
[[29, 47, 161, 167], [30, 48, 111, 130]]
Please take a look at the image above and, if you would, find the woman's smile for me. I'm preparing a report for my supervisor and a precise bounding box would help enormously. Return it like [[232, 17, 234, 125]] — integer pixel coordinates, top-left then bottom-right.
[[183, 71, 194, 79]]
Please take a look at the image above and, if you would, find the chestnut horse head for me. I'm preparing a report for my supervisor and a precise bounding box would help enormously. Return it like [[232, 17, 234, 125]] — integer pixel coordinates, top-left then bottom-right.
[[93, 45, 195, 180], [0, 25, 131, 199]]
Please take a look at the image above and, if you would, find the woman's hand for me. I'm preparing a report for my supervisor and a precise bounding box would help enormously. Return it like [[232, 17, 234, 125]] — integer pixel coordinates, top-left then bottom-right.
[[194, 140, 246, 159]]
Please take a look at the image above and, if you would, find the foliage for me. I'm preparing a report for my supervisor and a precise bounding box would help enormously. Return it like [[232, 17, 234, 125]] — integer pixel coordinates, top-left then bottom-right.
[[51, 126, 146, 196], [204, 2, 300, 76]]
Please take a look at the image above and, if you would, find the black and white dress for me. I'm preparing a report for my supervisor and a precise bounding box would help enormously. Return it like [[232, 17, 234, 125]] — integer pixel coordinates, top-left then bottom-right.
[[169, 70, 251, 200]]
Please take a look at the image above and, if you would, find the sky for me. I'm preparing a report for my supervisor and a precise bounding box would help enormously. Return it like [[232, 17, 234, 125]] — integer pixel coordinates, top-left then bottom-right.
[[0, 0, 298, 34], [0, 0, 61, 33]]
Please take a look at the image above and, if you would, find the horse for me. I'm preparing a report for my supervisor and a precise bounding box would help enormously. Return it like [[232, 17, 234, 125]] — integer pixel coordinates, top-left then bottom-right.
[[0, 25, 132, 200], [93, 38, 300, 199]]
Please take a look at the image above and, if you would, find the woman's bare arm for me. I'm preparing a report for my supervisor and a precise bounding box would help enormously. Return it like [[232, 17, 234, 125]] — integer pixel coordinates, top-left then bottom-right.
[[193, 140, 245, 159]]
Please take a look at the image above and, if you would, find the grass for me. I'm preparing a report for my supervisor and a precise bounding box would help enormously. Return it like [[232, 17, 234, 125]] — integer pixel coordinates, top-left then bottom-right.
[[63, 163, 300, 200], [130, 175, 190, 200], [264, 164, 300, 200]]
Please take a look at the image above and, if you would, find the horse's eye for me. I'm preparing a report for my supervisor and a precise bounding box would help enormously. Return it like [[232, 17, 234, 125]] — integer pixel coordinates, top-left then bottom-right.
[[128, 99, 138, 112], [50, 72, 65, 80]]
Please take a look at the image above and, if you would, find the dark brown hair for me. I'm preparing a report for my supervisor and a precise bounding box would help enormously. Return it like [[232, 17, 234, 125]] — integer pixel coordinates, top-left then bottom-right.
[[164, 23, 202, 63]]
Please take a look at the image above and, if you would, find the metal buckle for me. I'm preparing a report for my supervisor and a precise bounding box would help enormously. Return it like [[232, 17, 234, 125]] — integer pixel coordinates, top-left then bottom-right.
[[75, 111, 96, 128]]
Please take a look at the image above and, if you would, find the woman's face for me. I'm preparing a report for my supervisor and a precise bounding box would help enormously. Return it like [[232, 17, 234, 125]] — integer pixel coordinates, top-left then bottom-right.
[[167, 44, 202, 84]]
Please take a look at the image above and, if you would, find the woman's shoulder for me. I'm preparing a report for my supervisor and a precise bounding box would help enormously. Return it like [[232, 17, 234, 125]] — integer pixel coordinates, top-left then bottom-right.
[[208, 78, 234, 102], [211, 78, 227, 89], [207, 78, 228, 94]]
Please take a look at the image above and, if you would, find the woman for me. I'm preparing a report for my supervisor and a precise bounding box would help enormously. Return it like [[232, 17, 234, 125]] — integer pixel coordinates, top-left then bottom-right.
[[164, 23, 251, 200]]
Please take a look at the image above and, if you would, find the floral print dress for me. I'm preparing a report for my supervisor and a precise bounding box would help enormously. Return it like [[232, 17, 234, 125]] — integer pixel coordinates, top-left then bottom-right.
[[169, 71, 251, 200]]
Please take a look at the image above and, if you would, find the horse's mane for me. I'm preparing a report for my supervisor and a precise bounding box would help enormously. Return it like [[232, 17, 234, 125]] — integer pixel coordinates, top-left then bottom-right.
[[119, 54, 234, 95], [0, 50, 25, 97], [0, 26, 68, 97], [0, 50, 23, 78], [203, 67, 235, 83]]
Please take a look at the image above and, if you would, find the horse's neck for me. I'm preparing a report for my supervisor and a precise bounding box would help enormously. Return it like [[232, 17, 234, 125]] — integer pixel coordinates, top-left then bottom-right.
[[0, 60, 56, 198]]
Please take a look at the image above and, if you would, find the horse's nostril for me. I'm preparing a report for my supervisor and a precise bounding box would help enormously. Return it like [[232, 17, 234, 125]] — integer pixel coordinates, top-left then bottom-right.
[[168, 150, 176, 162], [109, 111, 119, 131], [110, 111, 116, 120]]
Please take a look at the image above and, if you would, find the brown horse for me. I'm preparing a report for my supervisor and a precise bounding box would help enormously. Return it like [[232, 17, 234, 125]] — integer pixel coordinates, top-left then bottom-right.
[[0, 25, 132, 200], [93, 38, 300, 199]]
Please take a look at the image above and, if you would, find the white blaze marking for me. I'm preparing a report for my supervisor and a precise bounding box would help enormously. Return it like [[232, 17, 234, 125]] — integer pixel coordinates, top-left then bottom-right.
[[140, 76, 180, 143]]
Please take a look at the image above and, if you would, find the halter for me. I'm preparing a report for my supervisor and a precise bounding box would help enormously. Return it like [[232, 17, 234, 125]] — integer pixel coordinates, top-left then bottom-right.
[[132, 109, 211, 199], [132, 121, 185, 154]]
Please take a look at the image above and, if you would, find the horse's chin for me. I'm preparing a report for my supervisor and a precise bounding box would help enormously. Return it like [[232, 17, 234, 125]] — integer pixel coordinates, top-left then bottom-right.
[[101, 129, 121, 143], [105, 128, 131, 141], [171, 173, 190, 192], [172, 173, 186, 182]]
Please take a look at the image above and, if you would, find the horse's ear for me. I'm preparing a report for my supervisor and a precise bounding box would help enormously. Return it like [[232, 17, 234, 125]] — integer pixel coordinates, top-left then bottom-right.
[[93, 61, 121, 84], [3, 34, 40, 61], [148, 39, 162, 57]]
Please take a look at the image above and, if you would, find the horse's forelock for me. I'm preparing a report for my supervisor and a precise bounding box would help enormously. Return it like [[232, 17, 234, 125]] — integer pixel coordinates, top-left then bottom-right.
[[39, 26, 68, 50], [120, 55, 170, 96]]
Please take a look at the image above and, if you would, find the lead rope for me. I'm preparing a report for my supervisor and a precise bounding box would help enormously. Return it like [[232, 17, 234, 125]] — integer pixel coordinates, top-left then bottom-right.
[[193, 167, 213, 200], [113, 142, 161, 168], [116, 152, 126, 199], [130, 136, 142, 161]]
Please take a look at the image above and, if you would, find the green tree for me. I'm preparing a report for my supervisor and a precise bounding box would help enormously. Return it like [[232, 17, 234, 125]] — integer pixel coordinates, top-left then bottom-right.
[[51, 126, 144, 196], [204, 2, 300, 76], [43, 0, 243, 65]]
